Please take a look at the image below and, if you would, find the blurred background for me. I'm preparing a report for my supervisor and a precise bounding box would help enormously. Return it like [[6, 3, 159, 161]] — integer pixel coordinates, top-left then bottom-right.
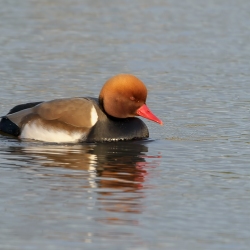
[[1, 0, 250, 249]]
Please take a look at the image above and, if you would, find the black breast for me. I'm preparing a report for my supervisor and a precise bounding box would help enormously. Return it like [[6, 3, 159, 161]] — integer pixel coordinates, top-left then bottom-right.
[[86, 98, 149, 142]]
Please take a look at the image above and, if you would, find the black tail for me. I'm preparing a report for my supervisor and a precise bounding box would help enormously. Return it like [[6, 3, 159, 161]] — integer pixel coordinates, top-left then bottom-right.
[[0, 101, 43, 136], [0, 117, 20, 136]]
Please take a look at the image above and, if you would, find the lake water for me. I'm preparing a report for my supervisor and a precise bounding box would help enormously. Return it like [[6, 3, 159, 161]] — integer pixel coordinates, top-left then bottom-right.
[[1, 0, 250, 249]]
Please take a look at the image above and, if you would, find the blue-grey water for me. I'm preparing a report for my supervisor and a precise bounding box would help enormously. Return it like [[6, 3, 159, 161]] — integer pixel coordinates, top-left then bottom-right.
[[1, 0, 250, 249]]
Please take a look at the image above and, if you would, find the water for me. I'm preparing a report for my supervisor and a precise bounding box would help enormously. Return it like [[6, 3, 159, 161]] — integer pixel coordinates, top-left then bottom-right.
[[1, 0, 250, 249]]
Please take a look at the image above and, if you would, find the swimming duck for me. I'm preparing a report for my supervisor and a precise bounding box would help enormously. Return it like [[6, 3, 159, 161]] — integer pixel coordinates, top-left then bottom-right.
[[0, 74, 162, 143]]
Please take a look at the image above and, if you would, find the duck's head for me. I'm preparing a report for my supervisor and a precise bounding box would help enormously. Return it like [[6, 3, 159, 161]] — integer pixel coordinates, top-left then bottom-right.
[[99, 74, 163, 125]]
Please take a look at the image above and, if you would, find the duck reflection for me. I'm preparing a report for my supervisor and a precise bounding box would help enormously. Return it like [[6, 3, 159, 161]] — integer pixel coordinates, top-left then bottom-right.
[[10, 140, 161, 224], [90, 142, 153, 218]]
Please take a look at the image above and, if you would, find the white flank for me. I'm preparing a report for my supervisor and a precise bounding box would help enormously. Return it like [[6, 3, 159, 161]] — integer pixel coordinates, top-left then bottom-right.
[[90, 106, 98, 126], [21, 123, 85, 143]]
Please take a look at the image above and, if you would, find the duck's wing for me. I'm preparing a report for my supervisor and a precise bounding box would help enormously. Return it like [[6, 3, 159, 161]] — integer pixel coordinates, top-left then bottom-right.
[[6, 98, 98, 128], [5, 108, 34, 127]]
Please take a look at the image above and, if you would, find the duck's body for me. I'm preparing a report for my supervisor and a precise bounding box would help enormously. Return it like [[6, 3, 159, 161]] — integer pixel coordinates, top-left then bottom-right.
[[0, 98, 149, 142], [0, 74, 162, 143]]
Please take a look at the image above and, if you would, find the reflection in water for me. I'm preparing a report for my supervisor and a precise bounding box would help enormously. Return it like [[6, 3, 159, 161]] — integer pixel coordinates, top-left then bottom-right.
[[4, 140, 161, 226]]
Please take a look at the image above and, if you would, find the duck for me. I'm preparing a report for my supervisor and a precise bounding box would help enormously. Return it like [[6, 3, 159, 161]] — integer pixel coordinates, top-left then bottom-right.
[[0, 74, 162, 143]]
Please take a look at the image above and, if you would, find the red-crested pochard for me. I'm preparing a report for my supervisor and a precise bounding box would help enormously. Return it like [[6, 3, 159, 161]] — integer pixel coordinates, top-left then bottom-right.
[[0, 74, 162, 143]]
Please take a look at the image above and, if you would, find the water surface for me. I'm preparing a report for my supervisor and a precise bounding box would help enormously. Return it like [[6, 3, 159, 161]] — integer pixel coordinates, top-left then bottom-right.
[[1, 0, 250, 249]]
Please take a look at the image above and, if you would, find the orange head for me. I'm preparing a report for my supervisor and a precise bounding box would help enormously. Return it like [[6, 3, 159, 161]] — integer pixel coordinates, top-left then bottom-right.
[[99, 74, 163, 125]]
